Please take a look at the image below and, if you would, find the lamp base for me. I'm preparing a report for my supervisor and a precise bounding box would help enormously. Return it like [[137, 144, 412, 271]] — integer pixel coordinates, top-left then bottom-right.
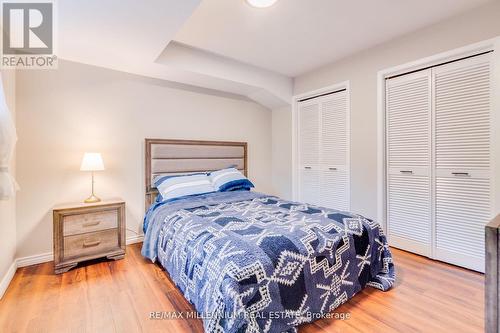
[[84, 194, 101, 204]]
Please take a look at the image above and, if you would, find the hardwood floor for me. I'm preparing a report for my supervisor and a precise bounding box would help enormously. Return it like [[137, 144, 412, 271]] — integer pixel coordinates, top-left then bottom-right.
[[0, 243, 484, 333]]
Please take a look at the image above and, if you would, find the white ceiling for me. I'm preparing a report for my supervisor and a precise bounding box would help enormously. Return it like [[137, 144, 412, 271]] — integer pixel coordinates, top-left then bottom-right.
[[174, 0, 492, 76]]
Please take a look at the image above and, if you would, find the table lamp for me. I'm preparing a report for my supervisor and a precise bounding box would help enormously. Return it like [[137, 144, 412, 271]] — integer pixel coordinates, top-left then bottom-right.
[[80, 153, 105, 203]]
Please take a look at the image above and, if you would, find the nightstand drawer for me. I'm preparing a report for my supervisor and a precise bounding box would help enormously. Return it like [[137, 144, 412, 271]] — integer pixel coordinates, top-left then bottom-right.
[[63, 229, 119, 259], [63, 210, 118, 236]]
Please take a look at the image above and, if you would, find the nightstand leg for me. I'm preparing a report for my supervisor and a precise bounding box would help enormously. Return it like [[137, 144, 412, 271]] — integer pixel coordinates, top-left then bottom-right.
[[55, 263, 78, 274], [106, 253, 125, 261]]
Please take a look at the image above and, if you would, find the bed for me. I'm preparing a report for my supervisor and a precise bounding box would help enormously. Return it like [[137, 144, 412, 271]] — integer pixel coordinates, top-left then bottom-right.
[[141, 138, 395, 333]]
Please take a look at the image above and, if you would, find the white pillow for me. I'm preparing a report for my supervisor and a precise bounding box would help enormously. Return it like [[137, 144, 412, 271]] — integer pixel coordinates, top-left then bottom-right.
[[155, 173, 215, 202]]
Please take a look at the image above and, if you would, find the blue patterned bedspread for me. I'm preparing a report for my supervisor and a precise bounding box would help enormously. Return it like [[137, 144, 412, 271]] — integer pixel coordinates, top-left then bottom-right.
[[142, 191, 395, 333]]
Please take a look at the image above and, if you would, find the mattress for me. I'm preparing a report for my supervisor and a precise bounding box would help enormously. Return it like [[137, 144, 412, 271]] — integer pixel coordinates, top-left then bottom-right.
[[142, 191, 395, 333]]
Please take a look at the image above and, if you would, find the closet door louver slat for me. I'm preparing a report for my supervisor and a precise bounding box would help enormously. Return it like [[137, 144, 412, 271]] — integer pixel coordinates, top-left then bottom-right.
[[386, 70, 432, 256]]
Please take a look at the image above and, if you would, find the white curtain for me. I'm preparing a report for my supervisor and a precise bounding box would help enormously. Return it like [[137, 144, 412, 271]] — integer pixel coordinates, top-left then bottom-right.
[[0, 75, 18, 200]]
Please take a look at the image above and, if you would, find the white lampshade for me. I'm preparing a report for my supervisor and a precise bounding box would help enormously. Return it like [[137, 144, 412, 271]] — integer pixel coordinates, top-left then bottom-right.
[[246, 0, 278, 8], [80, 153, 105, 171]]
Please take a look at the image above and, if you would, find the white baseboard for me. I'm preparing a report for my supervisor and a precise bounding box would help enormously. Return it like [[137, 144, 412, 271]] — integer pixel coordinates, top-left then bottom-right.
[[126, 234, 144, 245], [16, 252, 53, 268], [0, 261, 17, 299]]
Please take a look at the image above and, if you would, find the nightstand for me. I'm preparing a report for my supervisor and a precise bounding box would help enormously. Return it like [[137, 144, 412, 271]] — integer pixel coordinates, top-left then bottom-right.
[[53, 199, 126, 274]]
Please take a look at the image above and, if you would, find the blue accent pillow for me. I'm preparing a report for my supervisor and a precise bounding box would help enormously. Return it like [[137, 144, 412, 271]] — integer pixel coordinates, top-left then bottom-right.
[[155, 173, 215, 202], [209, 168, 254, 192]]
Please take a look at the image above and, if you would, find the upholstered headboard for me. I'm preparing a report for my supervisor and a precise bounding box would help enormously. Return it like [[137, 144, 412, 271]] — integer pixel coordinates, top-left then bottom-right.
[[145, 138, 248, 208]]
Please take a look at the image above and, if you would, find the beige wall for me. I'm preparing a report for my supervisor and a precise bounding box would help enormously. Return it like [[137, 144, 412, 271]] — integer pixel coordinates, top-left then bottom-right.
[[0, 69, 16, 280], [278, 1, 500, 219], [15, 60, 272, 258]]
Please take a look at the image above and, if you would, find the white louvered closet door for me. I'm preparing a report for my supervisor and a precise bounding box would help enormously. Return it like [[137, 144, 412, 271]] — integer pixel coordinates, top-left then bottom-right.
[[386, 70, 432, 257], [319, 91, 350, 211], [433, 54, 492, 272], [298, 100, 320, 205], [297, 90, 350, 209]]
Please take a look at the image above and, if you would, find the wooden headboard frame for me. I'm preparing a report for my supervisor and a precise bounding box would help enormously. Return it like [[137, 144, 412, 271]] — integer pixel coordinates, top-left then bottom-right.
[[145, 138, 248, 209]]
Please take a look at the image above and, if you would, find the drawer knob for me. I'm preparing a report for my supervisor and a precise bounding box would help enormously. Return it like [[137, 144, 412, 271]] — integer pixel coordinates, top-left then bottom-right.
[[83, 221, 100, 228], [83, 240, 101, 248]]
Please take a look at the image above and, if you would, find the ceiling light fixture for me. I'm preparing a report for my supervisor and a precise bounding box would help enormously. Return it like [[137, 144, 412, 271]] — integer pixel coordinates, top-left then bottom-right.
[[246, 0, 278, 8]]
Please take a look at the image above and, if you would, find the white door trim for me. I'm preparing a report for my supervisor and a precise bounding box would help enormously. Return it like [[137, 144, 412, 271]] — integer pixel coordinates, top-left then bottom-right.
[[292, 81, 351, 207], [377, 37, 500, 235]]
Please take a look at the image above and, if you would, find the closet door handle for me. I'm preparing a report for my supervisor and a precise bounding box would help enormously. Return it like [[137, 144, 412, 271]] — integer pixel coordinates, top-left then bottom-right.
[[452, 172, 470, 176], [328, 167, 337, 171], [400, 170, 413, 174], [304, 166, 312, 170]]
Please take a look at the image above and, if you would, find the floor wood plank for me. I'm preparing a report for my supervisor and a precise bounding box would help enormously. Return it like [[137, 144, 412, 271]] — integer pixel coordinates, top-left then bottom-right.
[[0, 244, 484, 333]]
